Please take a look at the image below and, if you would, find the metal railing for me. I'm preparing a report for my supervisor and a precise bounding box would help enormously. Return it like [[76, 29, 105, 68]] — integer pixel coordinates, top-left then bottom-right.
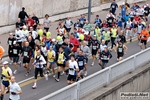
[[39, 47, 150, 100]]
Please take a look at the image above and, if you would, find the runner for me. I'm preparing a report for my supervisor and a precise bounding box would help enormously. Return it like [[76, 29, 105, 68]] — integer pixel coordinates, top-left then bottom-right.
[[26, 15, 34, 30], [74, 18, 81, 29], [16, 18, 23, 30], [55, 47, 68, 82], [76, 50, 86, 81], [117, 30, 126, 44], [22, 25, 29, 47], [70, 33, 79, 52], [29, 27, 38, 40], [125, 18, 133, 42], [51, 38, 57, 52], [43, 14, 51, 32], [80, 41, 91, 76], [121, 2, 127, 19], [62, 42, 73, 74], [9, 76, 22, 100], [94, 25, 101, 37], [15, 27, 23, 48], [110, 25, 117, 50], [107, 14, 115, 28], [0, 43, 4, 66], [0, 61, 13, 100], [22, 42, 32, 76], [7, 33, 15, 65], [91, 35, 99, 66], [41, 42, 48, 61], [103, 28, 111, 46], [110, 0, 118, 15], [137, 20, 145, 44], [64, 17, 73, 35], [67, 55, 79, 85], [79, 14, 86, 28], [115, 40, 128, 62], [94, 15, 102, 28], [99, 47, 112, 69], [32, 13, 39, 31], [117, 13, 123, 30], [74, 28, 79, 39], [12, 41, 22, 74], [46, 46, 56, 78], [139, 26, 149, 50], [83, 21, 94, 33], [32, 50, 46, 89]]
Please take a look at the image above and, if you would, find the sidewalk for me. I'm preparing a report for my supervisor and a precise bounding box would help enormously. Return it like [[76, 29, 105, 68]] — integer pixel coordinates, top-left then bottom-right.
[[0, 0, 148, 57]]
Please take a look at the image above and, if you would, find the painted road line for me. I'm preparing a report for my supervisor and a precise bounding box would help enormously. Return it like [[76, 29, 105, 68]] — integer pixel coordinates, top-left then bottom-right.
[[17, 37, 138, 88]]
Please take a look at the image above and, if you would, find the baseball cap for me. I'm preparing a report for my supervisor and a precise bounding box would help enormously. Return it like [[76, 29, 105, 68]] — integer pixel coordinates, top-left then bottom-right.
[[84, 31, 89, 35], [52, 38, 56, 42], [3, 61, 9, 65], [23, 25, 27, 29], [9, 33, 13, 35]]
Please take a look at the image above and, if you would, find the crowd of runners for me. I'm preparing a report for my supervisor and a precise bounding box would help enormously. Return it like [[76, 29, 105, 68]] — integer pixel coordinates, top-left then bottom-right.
[[0, 0, 150, 100]]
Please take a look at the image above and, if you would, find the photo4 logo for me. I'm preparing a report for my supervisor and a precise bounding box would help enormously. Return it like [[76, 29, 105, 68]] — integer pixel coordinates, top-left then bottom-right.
[[120, 92, 149, 99]]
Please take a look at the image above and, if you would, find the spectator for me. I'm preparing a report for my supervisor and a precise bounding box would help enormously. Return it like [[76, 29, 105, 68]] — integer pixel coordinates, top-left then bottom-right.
[[18, 7, 29, 24]]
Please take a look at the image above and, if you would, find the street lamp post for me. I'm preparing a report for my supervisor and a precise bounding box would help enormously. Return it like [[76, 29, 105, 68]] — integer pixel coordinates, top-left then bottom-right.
[[88, 0, 92, 23]]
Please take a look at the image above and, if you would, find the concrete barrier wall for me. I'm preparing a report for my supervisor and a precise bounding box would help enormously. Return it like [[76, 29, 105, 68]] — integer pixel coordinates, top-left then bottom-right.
[[94, 66, 150, 100], [0, 0, 101, 27], [0, 0, 144, 34]]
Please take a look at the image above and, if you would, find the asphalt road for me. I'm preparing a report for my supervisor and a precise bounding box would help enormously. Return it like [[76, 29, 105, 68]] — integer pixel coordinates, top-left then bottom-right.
[[0, 1, 150, 100]]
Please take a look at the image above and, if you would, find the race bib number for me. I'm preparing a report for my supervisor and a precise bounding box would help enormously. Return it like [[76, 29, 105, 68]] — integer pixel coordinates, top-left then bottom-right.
[[103, 56, 107, 60], [13, 49, 17, 54], [78, 61, 83, 66], [119, 48, 123, 52], [24, 52, 28, 56], [93, 46, 97, 50], [9, 41, 12, 45], [112, 5, 115, 8], [145, 11, 148, 13], [80, 21, 84, 24], [45, 23, 48, 27], [109, 20, 112, 23]]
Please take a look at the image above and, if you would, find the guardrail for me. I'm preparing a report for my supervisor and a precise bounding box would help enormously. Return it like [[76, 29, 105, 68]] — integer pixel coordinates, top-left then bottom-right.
[[39, 47, 150, 100]]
